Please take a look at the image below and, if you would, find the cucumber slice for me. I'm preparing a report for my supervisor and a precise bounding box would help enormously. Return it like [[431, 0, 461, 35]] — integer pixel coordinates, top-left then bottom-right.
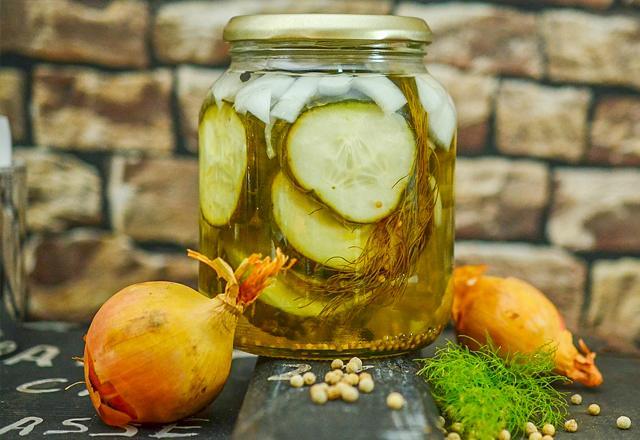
[[212, 72, 244, 107], [223, 244, 327, 317], [234, 74, 295, 124], [224, 242, 354, 318], [286, 101, 416, 223], [318, 75, 353, 96], [271, 77, 320, 123], [271, 173, 373, 270], [199, 102, 247, 226], [351, 76, 407, 113], [415, 73, 457, 150]]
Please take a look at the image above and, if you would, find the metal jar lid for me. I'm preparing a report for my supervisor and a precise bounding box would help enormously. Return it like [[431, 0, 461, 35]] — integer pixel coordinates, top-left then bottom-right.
[[223, 14, 432, 44]]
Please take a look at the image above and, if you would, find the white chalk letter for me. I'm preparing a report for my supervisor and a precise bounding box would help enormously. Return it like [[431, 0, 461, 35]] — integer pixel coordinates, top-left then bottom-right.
[[43, 418, 91, 435], [3, 344, 60, 367], [17, 378, 68, 394], [0, 416, 44, 436], [89, 425, 139, 437], [149, 419, 209, 438]]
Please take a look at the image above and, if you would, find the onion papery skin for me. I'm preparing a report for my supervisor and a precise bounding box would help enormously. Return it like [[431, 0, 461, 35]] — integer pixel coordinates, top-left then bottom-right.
[[452, 265, 603, 387], [84, 281, 239, 426]]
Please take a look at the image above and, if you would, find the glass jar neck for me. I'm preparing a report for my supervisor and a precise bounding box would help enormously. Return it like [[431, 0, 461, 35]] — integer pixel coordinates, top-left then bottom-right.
[[229, 40, 428, 74]]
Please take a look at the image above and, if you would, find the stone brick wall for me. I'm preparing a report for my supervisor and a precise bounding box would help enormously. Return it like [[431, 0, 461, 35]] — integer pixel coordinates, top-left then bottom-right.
[[1, 0, 638, 353]]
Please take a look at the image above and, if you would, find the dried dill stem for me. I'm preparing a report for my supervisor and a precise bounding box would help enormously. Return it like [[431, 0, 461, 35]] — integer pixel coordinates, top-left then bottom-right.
[[416, 340, 568, 440], [314, 77, 438, 314]]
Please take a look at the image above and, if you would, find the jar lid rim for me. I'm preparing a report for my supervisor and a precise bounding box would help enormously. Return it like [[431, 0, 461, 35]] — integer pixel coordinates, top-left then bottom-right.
[[223, 14, 432, 43]]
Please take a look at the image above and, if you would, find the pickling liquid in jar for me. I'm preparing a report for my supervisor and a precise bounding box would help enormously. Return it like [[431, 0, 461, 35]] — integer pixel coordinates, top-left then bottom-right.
[[198, 15, 456, 358]]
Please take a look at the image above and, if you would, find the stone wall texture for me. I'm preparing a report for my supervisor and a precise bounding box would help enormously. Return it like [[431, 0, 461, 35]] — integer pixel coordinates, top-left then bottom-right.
[[1, 0, 638, 353]]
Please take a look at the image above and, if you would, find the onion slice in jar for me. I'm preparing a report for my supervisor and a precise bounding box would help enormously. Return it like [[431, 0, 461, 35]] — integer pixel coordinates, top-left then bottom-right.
[[415, 74, 457, 150], [271, 76, 320, 123], [212, 72, 244, 107], [351, 76, 407, 113], [318, 75, 354, 96], [234, 74, 295, 124]]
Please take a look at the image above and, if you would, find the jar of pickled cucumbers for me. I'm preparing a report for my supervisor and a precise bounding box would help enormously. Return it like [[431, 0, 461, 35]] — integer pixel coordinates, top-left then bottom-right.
[[198, 14, 456, 358]]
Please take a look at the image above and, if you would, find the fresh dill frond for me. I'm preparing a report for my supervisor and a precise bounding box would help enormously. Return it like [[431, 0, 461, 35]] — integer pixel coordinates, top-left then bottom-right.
[[416, 340, 568, 440]]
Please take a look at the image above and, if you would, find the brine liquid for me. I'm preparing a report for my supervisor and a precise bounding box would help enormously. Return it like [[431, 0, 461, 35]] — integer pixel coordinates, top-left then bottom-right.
[[199, 74, 455, 358]]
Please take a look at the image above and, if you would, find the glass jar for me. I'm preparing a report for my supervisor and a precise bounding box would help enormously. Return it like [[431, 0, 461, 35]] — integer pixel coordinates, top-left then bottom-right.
[[198, 14, 456, 358]]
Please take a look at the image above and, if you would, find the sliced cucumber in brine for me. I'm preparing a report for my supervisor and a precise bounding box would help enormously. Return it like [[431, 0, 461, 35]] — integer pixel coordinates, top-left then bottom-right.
[[285, 101, 417, 224], [199, 102, 247, 226], [271, 173, 373, 270]]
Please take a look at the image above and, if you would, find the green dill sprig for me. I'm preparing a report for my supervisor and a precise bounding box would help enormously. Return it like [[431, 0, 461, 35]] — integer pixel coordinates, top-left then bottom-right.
[[416, 340, 568, 440]]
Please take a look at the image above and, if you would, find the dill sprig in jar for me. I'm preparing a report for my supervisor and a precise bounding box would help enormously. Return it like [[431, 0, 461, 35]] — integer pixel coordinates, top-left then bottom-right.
[[198, 14, 457, 358]]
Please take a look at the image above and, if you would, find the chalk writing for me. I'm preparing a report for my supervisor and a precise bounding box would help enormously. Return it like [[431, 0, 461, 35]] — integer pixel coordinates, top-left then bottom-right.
[[0, 417, 44, 436], [0, 339, 17, 356], [3, 345, 60, 367], [149, 418, 209, 438], [17, 378, 69, 394], [43, 418, 91, 435], [89, 425, 138, 437], [0, 418, 211, 437]]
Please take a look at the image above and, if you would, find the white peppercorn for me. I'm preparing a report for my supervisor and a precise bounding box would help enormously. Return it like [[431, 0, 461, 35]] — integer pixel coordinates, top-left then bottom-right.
[[564, 419, 578, 433], [587, 403, 601, 416], [290, 374, 304, 388], [541, 423, 555, 436], [616, 416, 631, 430], [302, 372, 316, 386], [386, 392, 405, 410]]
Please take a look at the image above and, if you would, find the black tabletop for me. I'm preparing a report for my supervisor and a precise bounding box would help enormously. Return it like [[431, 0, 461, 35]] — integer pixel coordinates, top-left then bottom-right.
[[1, 311, 638, 439]]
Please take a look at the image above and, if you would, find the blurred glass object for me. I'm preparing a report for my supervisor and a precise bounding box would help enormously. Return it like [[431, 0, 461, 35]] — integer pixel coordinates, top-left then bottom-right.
[[1, 161, 28, 322]]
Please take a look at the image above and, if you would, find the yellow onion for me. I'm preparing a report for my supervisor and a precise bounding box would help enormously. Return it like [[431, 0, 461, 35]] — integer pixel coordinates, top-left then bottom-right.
[[84, 249, 294, 426], [452, 265, 603, 387]]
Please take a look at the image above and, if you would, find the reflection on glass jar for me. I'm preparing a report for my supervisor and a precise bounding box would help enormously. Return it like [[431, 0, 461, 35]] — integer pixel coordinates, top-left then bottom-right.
[[198, 15, 457, 358]]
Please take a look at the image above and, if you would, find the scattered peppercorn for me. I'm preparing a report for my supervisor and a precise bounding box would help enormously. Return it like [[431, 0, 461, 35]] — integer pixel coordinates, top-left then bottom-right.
[[529, 432, 542, 440], [327, 385, 341, 400], [331, 359, 344, 370], [290, 374, 304, 388], [324, 371, 340, 385], [587, 403, 601, 416], [302, 372, 316, 386], [525, 422, 538, 435], [341, 385, 359, 403], [498, 429, 511, 440], [541, 423, 555, 436], [386, 392, 405, 410], [616, 416, 631, 430], [239, 71, 252, 82], [358, 377, 374, 393], [346, 362, 358, 374], [564, 419, 578, 433], [343, 373, 359, 386], [349, 357, 363, 370], [570, 394, 582, 405], [309, 385, 327, 405]]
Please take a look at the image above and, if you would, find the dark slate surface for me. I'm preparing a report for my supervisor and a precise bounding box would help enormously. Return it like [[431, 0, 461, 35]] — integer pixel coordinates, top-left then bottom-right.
[[0, 311, 255, 439], [232, 355, 443, 440], [1, 306, 639, 439]]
